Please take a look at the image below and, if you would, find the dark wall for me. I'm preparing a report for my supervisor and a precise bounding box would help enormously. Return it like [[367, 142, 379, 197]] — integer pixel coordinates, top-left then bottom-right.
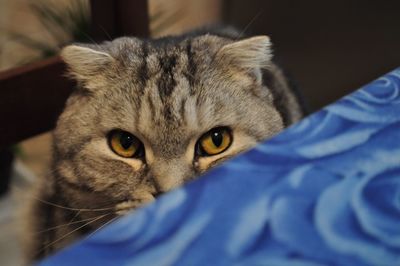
[[224, 0, 400, 110]]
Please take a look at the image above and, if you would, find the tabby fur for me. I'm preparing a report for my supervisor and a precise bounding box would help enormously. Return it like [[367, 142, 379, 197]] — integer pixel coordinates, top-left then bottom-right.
[[24, 28, 305, 262]]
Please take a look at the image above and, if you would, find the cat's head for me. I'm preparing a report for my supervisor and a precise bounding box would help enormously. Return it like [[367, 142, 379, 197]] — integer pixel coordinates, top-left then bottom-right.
[[55, 33, 283, 213]]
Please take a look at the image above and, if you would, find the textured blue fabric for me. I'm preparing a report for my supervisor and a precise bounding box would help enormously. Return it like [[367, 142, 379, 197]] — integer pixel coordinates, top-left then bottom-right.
[[39, 69, 400, 266]]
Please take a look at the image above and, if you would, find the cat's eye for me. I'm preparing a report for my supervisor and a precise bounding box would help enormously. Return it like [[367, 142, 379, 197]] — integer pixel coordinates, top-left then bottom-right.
[[197, 127, 232, 156], [108, 130, 144, 158]]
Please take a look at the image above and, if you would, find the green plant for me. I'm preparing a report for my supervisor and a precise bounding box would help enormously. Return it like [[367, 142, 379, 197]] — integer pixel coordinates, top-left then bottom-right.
[[8, 0, 90, 62], [8, 0, 184, 64]]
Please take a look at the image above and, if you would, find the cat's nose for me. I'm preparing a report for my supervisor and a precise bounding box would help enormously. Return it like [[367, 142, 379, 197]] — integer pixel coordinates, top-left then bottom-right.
[[150, 158, 191, 193]]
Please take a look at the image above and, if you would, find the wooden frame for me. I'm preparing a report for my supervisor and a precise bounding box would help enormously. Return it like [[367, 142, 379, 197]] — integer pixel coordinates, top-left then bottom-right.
[[0, 57, 72, 148], [90, 0, 149, 41], [0, 0, 149, 149]]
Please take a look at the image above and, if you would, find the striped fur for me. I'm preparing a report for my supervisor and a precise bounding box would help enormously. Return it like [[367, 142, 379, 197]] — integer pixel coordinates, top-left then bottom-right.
[[25, 28, 305, 262]]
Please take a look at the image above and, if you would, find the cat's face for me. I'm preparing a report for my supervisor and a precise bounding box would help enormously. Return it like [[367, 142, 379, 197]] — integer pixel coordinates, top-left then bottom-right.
[[55, 34, 283, 214]]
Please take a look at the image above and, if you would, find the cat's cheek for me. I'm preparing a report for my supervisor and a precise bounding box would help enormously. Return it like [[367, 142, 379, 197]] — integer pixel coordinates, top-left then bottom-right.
[[116, 158, 144, 172], [56, 160, 79, 183]]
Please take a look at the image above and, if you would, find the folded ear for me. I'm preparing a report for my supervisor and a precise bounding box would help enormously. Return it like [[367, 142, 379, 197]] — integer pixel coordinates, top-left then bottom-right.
[[60, 45, 115, 84], [216, 36, 272, 81]]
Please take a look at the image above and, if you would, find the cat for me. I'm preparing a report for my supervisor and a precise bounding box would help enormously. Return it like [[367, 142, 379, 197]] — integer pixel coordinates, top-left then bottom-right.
[[24, 28, 305, 262]]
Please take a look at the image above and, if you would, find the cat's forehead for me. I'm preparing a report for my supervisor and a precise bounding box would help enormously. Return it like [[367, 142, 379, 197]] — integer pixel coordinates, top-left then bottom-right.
[[105, 35, 238, 112], [109, 35, 230, 72]]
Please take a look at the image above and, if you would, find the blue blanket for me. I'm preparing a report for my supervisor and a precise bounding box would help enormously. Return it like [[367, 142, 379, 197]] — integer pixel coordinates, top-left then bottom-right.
[[39, 68, 400, 266]]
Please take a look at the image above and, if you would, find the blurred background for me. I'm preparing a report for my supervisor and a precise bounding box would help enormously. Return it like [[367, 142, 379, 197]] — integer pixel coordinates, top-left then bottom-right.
[[0, 0, 399, 264]]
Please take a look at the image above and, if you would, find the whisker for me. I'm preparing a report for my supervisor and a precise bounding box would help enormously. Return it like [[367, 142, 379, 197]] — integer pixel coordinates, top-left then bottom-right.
[[35, 197, 115, 212], [84, 216, 119, 240], [35, 214, 110, 234], [237, 10, 264, 40], [36, 213, 111, 257], [98, 25, 113, 41], [67, 209, 82, 225], [12, 185, 116, 212]]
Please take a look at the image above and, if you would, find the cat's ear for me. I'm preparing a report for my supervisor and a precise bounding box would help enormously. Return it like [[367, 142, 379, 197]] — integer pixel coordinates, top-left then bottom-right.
[[216, 36, 272, 80], [60, 45, 115, 83]]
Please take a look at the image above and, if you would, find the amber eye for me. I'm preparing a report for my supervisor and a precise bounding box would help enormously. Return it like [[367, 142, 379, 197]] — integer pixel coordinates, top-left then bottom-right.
[[197, 127, 232, 156], [108, 130, 144, 158]]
